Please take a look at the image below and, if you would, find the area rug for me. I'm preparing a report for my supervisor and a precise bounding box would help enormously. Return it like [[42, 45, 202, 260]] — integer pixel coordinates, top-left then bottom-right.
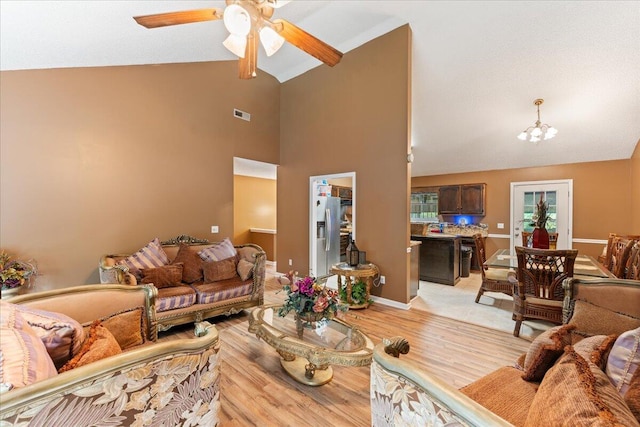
[[413, 272, 552, 341]]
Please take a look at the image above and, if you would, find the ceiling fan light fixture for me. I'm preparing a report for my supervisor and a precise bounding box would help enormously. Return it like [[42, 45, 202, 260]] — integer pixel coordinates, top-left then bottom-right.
[[223, 34, 247, 58], [223, 4, 251, 36], [259, 25, 285, 56]]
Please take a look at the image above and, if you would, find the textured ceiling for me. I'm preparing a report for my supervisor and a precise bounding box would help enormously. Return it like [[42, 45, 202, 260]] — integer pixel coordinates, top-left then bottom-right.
[[2, 1, 639, 176]]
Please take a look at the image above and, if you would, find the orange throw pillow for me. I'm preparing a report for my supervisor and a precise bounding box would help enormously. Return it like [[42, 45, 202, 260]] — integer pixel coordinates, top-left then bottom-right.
[[58, 320, 121, 373]]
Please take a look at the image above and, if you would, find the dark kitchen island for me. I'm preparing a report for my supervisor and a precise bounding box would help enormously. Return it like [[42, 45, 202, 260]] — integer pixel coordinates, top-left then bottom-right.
[[411, 234, 461, 285]]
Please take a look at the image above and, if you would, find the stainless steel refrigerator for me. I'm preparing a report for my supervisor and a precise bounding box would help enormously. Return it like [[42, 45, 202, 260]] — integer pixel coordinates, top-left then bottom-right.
[[316, 196, 341, 277]]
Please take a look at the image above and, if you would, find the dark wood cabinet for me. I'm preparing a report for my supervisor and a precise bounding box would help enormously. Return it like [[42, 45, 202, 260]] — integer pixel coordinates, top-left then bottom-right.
[[438, 183, 486, 215], [412, 235, 460, 285], [331, 185, 352, 200]]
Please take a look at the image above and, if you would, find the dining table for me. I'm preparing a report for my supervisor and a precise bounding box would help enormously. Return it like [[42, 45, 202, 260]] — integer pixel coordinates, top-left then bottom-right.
[[484, 248, 615, 279]]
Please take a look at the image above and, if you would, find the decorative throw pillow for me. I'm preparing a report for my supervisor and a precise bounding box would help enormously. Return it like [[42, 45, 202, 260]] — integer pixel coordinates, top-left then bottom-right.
[[116, 237, 169, 280], [572, 334, 618, 370], [237, 246, 258, 262], [172, 243, 203, 283], [8, 301, 86, 370], [524, 346, 640, 427], [83, 307, 147, 350], [0, 304, 57, 389], [141, 263, 184, 288], [237, 258, 254, 281], [625, 368, 640, 422], [203, 257, 238, 283], [521, 324, 575, 382], [59, 321, 122, 373], [569, 300, 640, 340], [606, 327, 640, 396], [198, 238, 238, 262]]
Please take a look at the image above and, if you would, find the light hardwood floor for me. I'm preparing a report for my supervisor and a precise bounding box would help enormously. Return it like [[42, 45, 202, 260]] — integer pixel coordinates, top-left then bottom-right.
[[159, 275, 531, 426]]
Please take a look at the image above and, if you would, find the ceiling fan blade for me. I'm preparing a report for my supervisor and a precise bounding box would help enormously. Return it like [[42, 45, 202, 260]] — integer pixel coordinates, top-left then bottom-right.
[[238, 30, 259, 79], [272, 19, 343, 66], [133, 9, 222, 29]]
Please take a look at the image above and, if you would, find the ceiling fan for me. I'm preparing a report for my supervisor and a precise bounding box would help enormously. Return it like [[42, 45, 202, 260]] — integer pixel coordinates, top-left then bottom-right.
[[133, 0, 343, 79]]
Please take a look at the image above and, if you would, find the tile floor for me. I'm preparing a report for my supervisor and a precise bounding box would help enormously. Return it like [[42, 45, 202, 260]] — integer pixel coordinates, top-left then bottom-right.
[[413, 271, 553, 341]]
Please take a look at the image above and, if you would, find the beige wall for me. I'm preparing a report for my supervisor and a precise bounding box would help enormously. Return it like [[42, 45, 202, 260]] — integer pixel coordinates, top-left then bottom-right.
[[412, 158, 639, 258], [278, 25, 412, 303], [0, 62, 280, 290], [233, 174, 277, 260]]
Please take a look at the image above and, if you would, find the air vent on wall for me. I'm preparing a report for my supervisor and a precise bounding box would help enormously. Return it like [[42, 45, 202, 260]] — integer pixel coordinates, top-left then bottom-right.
[[233, 109, 251, 122]]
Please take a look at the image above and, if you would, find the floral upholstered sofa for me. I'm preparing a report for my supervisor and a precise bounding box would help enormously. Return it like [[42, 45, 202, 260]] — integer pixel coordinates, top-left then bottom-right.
[[99, 234, 266, 332], [371, 277, 640, 426], [0, 284, 220, 426]]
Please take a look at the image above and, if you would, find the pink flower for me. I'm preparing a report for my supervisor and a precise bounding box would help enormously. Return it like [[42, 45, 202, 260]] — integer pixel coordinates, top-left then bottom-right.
[[313, 295, 329, 313]]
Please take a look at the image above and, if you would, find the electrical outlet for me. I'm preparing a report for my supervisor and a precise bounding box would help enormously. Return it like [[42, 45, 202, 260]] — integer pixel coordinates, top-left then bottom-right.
[[497, 223, 505, 229], [380, 275, 386, 285], [211, 225, 219, 233], [289, 259, 293, 266]]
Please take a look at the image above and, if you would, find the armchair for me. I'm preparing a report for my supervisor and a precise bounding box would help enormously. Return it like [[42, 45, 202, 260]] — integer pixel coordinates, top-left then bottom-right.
[[512, 246, 578, 337]]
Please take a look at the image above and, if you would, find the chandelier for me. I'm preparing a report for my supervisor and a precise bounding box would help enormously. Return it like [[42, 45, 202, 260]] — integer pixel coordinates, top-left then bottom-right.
[[517, 99, 558, 143]]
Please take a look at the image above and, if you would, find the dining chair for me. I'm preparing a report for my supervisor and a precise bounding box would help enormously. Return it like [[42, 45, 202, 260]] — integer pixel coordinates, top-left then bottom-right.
[[600, 233, 640, 271], [512, 246, 578, 337], [522, 231, 558, 249], [625, 242, 640, 280], [472, 233, 513, 303], [608, 236, 637, 278]]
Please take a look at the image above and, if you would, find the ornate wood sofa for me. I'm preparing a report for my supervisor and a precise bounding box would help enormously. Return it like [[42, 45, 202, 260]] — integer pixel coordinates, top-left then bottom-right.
[[0, 284, 220, 425], [371, 277, 640, 426], [99, 234, 266, 332]]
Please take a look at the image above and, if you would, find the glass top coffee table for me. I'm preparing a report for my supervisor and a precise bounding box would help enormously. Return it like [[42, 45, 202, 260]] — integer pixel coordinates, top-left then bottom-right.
[[248, 304, 374, 386]]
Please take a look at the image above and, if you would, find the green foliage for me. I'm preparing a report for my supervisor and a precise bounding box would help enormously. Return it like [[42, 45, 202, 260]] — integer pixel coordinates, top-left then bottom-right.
[[339, 280, 373, 306]]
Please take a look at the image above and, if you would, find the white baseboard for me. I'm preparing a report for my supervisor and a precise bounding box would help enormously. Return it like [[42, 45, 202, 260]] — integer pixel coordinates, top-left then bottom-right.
[[371, 295, 411, 310]]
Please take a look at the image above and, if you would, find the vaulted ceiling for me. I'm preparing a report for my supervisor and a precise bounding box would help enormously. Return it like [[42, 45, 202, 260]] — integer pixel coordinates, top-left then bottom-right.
[[2, 1, 639, 176]]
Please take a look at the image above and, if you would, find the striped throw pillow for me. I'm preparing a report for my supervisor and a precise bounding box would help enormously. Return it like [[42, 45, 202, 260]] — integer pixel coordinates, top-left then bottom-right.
[[117, 238, 169, 280], [0, 301, 58, 389], [198, 238, 238, 262]]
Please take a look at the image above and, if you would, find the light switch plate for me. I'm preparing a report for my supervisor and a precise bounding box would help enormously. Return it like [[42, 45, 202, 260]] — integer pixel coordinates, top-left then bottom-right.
[[211, 225, 219, 233]]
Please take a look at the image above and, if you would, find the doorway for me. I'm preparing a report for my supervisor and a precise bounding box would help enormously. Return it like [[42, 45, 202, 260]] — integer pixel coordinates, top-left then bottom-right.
[[309, 172, 356, 278], [510, 180, 573, 249]]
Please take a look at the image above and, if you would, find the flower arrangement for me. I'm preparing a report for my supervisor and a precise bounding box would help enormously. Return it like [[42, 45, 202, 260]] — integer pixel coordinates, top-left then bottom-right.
[[532, 196, 549, 229], [278, 271, 347, 320], [0, 251, 37, 290]]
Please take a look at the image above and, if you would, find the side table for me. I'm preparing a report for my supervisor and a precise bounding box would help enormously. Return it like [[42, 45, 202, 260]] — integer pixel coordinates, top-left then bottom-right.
[[330, 262, 378, 309]]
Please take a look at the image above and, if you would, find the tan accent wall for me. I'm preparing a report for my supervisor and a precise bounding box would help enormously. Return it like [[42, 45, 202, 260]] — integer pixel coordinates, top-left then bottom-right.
[[0, 62, 280, 290], [412, 159, 637, 258], [278, 25, 412, 303], [233, 175, 277, 260], [632, 140, 640, 233]]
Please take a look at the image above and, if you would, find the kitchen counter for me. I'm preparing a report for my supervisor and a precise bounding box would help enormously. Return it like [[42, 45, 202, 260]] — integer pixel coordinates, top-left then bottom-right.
[[411, 235, 460, 285]]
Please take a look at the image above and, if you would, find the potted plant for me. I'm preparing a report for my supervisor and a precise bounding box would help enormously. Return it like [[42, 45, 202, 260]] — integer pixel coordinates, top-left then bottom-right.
[[339, 279, 373, 307], [278, 271, 348, 337], [0, 251, 37, 298]]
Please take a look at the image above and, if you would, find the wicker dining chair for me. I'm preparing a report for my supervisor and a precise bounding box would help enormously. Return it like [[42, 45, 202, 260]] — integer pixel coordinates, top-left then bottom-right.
[[512, 246, 578, 337], [624, 241, 640, 280], [600, 233, 640, 271], [608, 236, 637, 278], [472, 233, 513, 303]]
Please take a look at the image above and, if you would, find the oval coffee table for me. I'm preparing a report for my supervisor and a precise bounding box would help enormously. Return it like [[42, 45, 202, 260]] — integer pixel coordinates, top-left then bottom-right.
[[248, 304, 374, 386]]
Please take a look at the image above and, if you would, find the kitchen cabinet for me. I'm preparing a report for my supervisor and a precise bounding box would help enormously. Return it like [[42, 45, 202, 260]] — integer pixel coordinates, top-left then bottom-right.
[[438, 183, 486, 215], [331, 185, 352, 200], [411, 235, 460, 285]]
